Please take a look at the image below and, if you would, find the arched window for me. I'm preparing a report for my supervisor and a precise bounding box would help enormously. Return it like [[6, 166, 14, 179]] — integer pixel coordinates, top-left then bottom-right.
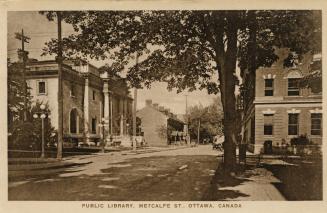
[[286, 70, 302, 96], [287, 70, 302, 79], [70, 108, 78, 133]]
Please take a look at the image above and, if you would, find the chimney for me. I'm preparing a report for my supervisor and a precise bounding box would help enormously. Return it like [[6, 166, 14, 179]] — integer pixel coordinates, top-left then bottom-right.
[[145, 99, 152, 107], [153, 103, 159, 109], [159, 106, 165, 112]]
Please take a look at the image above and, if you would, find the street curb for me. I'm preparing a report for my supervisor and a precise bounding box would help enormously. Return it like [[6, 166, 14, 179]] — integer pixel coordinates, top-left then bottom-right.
[[129, 145, 190, 154], [8, 161, 92, 171]]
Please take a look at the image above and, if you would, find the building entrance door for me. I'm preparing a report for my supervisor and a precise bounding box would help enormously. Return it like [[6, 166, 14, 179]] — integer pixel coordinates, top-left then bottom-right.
[[264, 140, 273, 154]]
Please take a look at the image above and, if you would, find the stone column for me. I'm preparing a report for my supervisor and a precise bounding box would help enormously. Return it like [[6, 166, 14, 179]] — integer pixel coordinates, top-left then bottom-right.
[[103, 80, 110, 141], [123, 98, 127, 135], [120, 113, 124, 136], [125, 99, 128, 135], [84, 78, 90, 143], [110, 93, 113, 135], [103, 88, 110, 120]]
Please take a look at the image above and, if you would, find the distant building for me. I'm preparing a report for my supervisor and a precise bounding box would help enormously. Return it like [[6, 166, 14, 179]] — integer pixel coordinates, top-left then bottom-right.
[[26, 60, 133, 147], [136, 100, 186, 147], [241, 49, 322, 154]]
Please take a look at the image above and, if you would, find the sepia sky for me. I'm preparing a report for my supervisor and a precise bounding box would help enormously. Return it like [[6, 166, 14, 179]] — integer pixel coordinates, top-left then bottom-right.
[[7, 11, 218, 114]]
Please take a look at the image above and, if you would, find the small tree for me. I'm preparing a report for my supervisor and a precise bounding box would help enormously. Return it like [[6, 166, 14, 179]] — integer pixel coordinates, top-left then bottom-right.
[[8, 101, 57, 152], [156, 124, 174, 140], [7, 59, 31, 124], [187, 98, 223, 142]]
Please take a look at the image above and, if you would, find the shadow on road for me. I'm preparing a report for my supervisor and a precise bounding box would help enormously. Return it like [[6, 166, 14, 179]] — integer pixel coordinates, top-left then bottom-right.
[[202, 165, 251, 200], [9, 154, 220, 201]]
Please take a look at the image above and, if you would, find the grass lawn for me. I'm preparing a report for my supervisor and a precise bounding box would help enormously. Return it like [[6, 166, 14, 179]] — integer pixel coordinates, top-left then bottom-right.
[[264, 157, 322, 200]]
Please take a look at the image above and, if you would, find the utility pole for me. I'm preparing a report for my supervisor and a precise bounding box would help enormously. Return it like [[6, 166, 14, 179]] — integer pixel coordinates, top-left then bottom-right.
[[132, 53, 139, 151], [184, 94, 190, 145], [56, 12, 64, 160], [15, 29, 30, 121], [197, 118, 201, 145], [184, 94, 188, 116], [132, 88, 137, 150]]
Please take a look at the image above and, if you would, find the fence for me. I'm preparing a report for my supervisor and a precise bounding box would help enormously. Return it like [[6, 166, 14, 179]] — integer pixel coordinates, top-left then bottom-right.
[[218, 151, 322, 167]]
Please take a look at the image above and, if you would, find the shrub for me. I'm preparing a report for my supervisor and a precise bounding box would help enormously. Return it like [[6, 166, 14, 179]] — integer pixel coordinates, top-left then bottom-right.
[[8, 121, 40, 150], [290, 134, 310, 146]]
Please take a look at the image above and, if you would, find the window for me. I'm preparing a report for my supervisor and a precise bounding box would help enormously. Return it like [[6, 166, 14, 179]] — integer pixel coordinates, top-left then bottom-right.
[[264, 115, 273, 135], [92, 90, 96, 101], [91, 118, 97, 134], [70, 109, 77, 134], [38, 81, 46, 95], [264, 79, 274, 96], [288, 114, 299, 135], [311, 113, 322, 135], [70, 84, 75, 97], [288, 78, 300, 96]]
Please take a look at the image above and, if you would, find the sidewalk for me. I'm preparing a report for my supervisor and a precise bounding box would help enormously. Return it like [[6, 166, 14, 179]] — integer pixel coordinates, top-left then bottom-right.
[[217, 167, 286, 201], [203, 157, 289, 201]]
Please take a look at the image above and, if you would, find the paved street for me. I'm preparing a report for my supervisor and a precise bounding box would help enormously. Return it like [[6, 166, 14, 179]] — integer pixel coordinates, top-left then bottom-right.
[[9, 145, 221, 200], [8, 145, 286, 201]]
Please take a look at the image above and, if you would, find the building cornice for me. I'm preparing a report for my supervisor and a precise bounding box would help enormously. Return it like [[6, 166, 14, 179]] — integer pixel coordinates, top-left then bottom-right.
[[255, 102, 322, 108], [254, 98, 322, 105], [26, 70, 58, 78]]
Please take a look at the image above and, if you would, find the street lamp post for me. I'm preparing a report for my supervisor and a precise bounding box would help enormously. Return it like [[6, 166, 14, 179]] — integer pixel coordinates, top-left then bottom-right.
[[33, 104, 48, 158], [126, 123, 130, 135]]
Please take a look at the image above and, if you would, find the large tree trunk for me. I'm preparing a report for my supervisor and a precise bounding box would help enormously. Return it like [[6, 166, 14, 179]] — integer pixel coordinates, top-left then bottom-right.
[[220, 62, 238, 173], [216, 56, 238, 172], [218, 12, 239, 173], [223, 115, 237, 172]]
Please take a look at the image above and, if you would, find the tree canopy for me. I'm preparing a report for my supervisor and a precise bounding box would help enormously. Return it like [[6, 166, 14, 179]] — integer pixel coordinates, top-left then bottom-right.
[[187, 97, 223, 141], [42, 11, 321, 90], [41, 10, 321, 171]]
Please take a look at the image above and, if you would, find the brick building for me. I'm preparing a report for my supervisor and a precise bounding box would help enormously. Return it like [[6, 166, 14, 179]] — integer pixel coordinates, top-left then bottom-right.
[[241, 49, 322, 154], [26, 60, 133, 147], [136, 100, 186, 147]]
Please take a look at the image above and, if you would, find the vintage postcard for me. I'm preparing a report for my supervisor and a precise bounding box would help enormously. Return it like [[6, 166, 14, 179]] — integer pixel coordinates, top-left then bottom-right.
[[0, 0, 326, 213]]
